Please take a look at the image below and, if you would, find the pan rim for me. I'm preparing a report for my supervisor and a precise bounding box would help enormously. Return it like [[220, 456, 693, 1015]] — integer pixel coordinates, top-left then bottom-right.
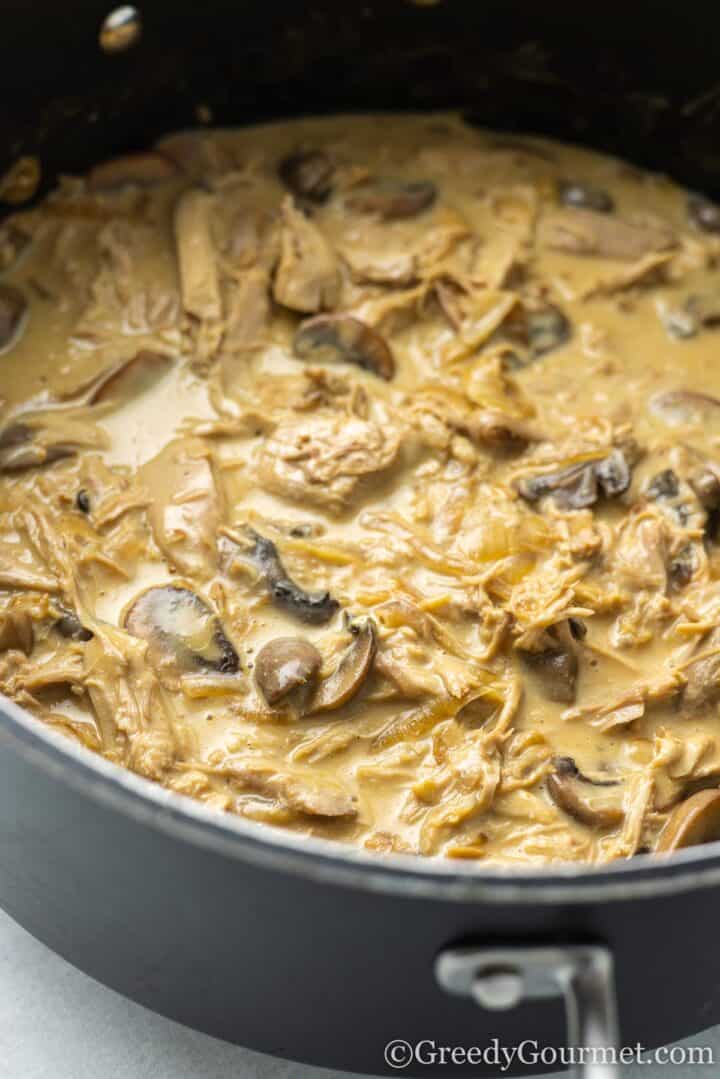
[[3, 691, 720, 905]]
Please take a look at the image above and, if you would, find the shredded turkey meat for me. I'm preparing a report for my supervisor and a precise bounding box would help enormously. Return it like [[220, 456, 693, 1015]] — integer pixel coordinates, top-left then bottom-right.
[[3, 113, 720, 864]]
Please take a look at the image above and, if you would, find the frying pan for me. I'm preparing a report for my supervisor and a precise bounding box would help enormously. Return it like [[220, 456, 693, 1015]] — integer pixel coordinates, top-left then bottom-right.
[[2, 2, 720, 1076]]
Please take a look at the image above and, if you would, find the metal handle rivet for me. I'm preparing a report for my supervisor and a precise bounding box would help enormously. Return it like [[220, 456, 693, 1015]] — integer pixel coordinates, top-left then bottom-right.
[[471, 968, 524, 1010]]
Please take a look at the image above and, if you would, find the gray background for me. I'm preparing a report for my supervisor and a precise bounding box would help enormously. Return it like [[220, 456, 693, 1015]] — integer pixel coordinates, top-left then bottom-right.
[[0, 907, 715, 1079]]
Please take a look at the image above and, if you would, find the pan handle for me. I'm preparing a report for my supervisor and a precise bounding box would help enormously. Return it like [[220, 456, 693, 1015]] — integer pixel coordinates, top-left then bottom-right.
[[435, 943, 619, 1079]]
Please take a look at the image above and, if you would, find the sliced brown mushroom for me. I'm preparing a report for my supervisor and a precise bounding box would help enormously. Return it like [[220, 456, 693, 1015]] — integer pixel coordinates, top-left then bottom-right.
[[541, 207, 675, 260], [660, 305, 698, 341], [526, 305, 572, 356], [88, 152, 179, 192], [650, 389, 720, 427], [278, 149, 334, 204], [0, 416, 102, 473], [656, 788, 720, 852], [558, 179, 614, 213], [688, 193, 720, 234], [345, 179, 437, 220], [519, 629, 579, 704], [645, 468, 696, 528], [517, 446, 634, 510], [503, 303, 571, 368], [669, 543, 697, 589], [690, 463, 720, 511], [547, 756, 624, 828], [0, 283, 27, 351], [254, 637, 322, 706], [309, 620, 377, 713], [124, 585, 240, 685], [293, 314, 395, 380], [54, 606, 93, 642], [243, 530, 339, 625], [646, 468, 679, 501], [662, 291, 720, 340]]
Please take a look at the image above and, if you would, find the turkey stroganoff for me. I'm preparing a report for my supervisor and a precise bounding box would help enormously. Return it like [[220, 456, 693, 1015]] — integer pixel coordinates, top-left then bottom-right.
[[2, 114, 720, 864]]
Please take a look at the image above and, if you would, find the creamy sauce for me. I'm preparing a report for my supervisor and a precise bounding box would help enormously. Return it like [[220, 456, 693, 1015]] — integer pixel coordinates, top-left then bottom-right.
[[2, 113, 720, 864]]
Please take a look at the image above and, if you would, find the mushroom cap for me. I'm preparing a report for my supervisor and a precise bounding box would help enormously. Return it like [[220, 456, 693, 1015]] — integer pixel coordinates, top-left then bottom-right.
[[294, 314, 395, 381], [345, 178, 437, 220], [547, 757, 624, 829], [278, 149, 334, 203], [657, 789, 720, 852], [124, 585, 239, 683], [310, 620, 377, 713], [254, 637, 322, 705]]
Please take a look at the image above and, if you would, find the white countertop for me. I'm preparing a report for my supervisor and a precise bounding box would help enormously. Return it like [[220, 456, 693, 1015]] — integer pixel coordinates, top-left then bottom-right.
[[0, 907, 716, 1079]]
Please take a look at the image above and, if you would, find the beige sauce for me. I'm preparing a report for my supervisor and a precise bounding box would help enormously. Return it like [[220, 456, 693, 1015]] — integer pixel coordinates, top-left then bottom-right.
[[2, 113, 720, 864]]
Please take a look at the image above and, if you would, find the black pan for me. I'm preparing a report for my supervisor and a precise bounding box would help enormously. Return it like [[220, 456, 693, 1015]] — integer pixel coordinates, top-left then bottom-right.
[[2, 3, 720, 1076]]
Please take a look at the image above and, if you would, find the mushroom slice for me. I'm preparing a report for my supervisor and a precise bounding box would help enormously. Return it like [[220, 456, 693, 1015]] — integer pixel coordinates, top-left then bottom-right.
[[278, 149, 334, 204], [688, 193, 720, 234], [657, 789, 720, 852], [124, 586, 240, 683], [345, 179, 437, 220], [519, 625, 579, 704], [646, 468, 680, 502], [503, 303, 571, 368], [650, 389, 720, 427], [0, 415, 104, 472], [525, 305, 571, 356], [0, 282, 27, 352], [540, 208, 675, 260], [88, 152, 178, 192], [294, 314, 395, 380], [309, 620, 377, 713], [547, 757, 624, 828], [54, 606, 93, 642], [244, 530, 339, 625], [558, 179, 614, 213], [517, 446, 634, 510], [690, 463, 720, 511], [645, 468, 696, 529], [661, 292, 720, 340], [254, 637, 322, 705]]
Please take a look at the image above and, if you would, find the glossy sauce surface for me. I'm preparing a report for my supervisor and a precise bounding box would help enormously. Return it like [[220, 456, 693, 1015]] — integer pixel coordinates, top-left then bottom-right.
[[2, 114, 720, 864]]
